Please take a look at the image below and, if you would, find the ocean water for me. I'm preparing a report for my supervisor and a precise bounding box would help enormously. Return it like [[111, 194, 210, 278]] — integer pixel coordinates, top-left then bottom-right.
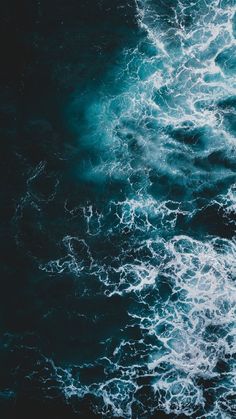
[[1, 0, 236, 418]]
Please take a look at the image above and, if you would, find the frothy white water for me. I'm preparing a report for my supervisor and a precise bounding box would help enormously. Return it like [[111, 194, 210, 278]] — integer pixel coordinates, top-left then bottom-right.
[[71, 0, 236, 194], [39, 0, 236, 417]]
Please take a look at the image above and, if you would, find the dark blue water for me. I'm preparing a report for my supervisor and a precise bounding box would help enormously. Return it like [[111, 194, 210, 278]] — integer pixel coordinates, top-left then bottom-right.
[[1, 0, 236, 418]]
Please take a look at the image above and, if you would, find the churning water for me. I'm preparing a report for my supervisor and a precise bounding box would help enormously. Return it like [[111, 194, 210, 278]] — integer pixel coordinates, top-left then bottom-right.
[[2, 0, 236, 418]]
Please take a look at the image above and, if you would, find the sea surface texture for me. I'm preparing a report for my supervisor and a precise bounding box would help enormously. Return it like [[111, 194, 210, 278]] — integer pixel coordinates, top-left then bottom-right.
[[1, 0, 236, 418]]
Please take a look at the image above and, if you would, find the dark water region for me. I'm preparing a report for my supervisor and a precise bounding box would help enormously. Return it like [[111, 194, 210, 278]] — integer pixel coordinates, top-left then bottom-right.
[[1, 0, 236, 418]]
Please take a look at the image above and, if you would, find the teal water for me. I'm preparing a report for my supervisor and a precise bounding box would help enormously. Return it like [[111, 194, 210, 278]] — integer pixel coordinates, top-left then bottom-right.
[[1, 0, 236, 418]]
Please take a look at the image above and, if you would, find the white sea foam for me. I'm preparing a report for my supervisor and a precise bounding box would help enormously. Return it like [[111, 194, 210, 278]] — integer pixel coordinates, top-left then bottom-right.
[[38, 0, 236, 417]]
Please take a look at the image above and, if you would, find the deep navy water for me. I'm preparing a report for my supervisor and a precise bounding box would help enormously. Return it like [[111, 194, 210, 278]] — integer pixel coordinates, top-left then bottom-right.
[[1, 1, 236, 418]]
